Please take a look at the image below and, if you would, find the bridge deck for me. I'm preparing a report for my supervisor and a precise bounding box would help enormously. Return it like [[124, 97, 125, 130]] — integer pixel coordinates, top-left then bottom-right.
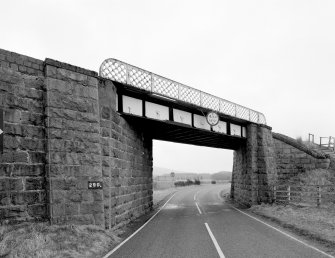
[[122, 113, 245, 149], [108, 81, 249, 149]]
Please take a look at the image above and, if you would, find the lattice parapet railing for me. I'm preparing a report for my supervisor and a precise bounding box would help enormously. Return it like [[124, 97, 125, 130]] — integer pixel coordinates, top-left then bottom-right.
[[99, 58, 267, 125]]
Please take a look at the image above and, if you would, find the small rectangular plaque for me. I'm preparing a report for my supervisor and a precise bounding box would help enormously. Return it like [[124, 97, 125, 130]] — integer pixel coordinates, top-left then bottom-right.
[[88, 181, 103, 189], [145, 102, 169, 120], [193, 114, 211, 130], [123, 95, 142, 116], [173, 109, 192, 125], [230, 123, 242, 136]]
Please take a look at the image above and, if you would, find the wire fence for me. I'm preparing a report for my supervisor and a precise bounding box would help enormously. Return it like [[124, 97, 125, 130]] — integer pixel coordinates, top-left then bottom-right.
[[274, 185, 335, 207], [99, 58, 267, 125]]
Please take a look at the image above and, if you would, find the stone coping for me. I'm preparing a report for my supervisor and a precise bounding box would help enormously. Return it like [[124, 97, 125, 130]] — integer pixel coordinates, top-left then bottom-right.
[[272, 132, 328, 159], [44, 58, 98, 77]]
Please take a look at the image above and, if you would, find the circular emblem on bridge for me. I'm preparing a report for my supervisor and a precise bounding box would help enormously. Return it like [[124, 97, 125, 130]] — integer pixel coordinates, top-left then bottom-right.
[[206, 112, 219, 126]]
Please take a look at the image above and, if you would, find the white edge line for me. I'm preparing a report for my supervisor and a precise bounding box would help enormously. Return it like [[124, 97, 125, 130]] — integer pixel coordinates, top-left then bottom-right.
[[230, 205, 334, 258], [102, 192, 178, 258], [205, 223, 226, 258], [195, 202, 202, 214]]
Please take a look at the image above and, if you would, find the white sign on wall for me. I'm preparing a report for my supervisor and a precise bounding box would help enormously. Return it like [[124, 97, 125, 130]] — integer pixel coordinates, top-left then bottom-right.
[[123, 96, 142, 116], [230, 123, 241, 136], [213, 121, 227, 134], [145, 102, 169, 120], [193, 114, 211, 131], [173, 109, 192, 126]]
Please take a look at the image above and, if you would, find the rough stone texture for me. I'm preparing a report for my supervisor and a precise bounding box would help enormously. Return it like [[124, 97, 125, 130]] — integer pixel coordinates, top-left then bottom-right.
[[99, 79, 153, 229], [0, 49, 46, 224], [232, 127, 332, 207], [0, 48, 153, 227], [45, 59, 104, 226], [232, 124, 277, 206], [272, 133, 328, 159], [273, 136, 330, 182], [0, 48, 44, 77]]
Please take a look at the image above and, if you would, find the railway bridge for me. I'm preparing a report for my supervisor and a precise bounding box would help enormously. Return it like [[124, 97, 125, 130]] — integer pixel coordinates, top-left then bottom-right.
[[1, 49, 330, 228]]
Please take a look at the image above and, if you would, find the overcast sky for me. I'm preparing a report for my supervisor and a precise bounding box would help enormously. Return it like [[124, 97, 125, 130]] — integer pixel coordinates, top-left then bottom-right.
[[1, 0, 335, 173]]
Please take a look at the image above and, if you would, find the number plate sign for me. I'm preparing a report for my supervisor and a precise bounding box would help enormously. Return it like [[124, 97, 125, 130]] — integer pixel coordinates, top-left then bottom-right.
[[88, 181, 103, 189]]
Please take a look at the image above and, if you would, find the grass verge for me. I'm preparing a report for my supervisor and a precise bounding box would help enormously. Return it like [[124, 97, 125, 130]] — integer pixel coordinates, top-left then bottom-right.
[[1, 188, 178, 258], [249, 204, 335, 251], [0, 222, 120, 258]]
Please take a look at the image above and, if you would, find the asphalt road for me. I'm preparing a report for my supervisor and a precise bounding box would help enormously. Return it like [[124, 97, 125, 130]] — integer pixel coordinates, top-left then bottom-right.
[[106, 184, 333, 258]]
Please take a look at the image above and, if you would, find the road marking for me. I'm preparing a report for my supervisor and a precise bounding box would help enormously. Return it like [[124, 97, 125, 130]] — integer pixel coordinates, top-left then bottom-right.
[[195, 202, 202, 214], [230, 205, 335, 258], [205, 223, 226, 258], [102, 192, 178, 258], [194, 191, 199, 201]]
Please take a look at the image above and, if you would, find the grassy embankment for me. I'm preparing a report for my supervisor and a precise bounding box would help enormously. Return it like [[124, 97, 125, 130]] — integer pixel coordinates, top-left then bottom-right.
[[0, 188, 177, 258], [0, 223, 120, 258], [249, 204, 335, 248], [247, 169, 335, 251]]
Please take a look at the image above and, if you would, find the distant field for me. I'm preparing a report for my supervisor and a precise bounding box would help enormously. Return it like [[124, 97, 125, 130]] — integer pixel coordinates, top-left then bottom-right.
[[153, 180, 175, 190], [154, 179, 230, 190]]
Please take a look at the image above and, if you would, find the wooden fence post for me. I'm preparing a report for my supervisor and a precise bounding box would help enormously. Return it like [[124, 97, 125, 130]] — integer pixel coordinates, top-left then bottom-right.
[[287, 185, 291, 203], [273, 185, 276, 203], [317, 186, 321, 207]]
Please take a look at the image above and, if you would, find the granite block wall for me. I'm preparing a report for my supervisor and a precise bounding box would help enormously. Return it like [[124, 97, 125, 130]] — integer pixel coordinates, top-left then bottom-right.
[[272, 133, 330, 182], [99, 79, 153, 229], [232, 127, 332, 206], [231, 124, 277, 206], [44, 59, 105, 226], [0, 49, 46, 223], [0, 48, 153, 228]]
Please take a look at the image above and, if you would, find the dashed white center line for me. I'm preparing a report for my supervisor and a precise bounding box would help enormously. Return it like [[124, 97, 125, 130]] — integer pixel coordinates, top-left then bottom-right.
[[194, 191, 198, 201], [195, 202, 202, 214], [205, 223, 226, 258]]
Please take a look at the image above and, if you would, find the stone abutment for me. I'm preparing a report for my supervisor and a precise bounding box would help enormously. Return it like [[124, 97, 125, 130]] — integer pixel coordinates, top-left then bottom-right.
[[0, 49, 153, 228]]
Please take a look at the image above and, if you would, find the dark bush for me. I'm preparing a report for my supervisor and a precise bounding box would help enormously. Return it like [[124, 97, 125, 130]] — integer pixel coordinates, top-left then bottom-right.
[[174, 181, 185, 187], [174, 179, 201, 187], [211, 180, 216, 184], [186, 179, 193, 186]]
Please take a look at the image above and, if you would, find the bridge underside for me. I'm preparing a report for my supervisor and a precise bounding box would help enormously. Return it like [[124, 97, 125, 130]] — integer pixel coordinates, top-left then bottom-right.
[[122, 113, 245, 149]]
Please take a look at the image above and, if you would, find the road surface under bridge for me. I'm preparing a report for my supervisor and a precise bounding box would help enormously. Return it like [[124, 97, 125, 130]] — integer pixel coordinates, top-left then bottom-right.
[[104, 185, 331, 258]]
